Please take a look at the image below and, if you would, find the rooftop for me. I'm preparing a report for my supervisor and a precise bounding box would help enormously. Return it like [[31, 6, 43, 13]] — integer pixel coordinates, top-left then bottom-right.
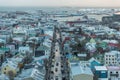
[[70, 62, 93, 76], [95, 66, 107, 71], [114, 12, 120, 15], [105, 51, 120, 55], [107, 66, 120, 71]]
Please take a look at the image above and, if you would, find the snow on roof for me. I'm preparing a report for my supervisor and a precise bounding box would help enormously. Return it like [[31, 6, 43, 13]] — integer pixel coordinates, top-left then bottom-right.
[[77, 54, 87, 57], [114, 12, 120, 15], [0, 39, 5, 43], [110, 40, 118, 44], [0, 74, 9, 80], [44, 30, 53, 37], [98, 78, 109, 80], [28, 37, 39, 41], [34, 55, 49, 61], [70, 62, 93, 76], [10, 57, 23, 63], [19, 46, 30, 51], [89, 57, 100, 64], [13, 27, 27, 34], [31, 68, 44, 80], [2, 60, 18, 70], [37, 45, 49, 51], [95, 66, 107, 71], [105, 51, 120, 55], [87, 27, 95, 30], [26, 40, 34, 43], [13, 37, 24, 42], [107, 66, 120, 71], [116, 32, 120, 35], [17, 68, 33, 78], [102, 40, 118, 44], [0, 50, 5, 55], [86, 42, 96, 51]]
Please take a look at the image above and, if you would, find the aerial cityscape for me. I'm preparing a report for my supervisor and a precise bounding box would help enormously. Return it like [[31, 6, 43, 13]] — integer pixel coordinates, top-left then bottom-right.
[[0, 4, 120, 80]]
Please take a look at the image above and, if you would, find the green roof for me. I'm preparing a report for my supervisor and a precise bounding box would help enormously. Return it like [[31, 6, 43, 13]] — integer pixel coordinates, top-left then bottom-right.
[[97, 42, 108, 48], [90, 38, 96, 43]]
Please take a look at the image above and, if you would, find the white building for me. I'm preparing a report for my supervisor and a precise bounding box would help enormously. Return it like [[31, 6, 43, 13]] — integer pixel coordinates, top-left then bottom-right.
[[107, 66, 120, 80], [104, 51, 120, 66]]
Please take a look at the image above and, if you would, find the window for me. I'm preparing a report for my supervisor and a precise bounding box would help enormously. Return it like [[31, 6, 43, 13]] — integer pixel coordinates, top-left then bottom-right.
[[4, 72, 6, 74], [116, 72, 118, 74], [110, 72, 112, 74]]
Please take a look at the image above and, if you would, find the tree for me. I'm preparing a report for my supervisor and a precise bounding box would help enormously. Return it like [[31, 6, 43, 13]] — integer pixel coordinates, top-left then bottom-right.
[[8, 70, 15, 80]]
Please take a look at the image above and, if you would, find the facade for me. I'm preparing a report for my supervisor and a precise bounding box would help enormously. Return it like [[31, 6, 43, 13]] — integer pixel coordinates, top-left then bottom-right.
[[35, 45, 50, 57], [104, 51, 120, 66], [94, 66, 108, 80], [89, 58, 101, 71], [113, 12, 120, 22], [107, 66, 120, 80]]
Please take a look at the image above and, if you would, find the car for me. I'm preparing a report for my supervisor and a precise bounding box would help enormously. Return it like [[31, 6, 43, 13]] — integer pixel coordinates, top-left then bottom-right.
[[56, 62, 59, 66]]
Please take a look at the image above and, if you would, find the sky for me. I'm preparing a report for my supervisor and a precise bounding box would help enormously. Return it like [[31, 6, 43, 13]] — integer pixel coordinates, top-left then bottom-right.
[[0, 0, 120, 7]]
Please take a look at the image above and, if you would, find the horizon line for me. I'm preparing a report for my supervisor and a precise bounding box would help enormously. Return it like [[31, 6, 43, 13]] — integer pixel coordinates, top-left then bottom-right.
[[0, 6, 120, 8]]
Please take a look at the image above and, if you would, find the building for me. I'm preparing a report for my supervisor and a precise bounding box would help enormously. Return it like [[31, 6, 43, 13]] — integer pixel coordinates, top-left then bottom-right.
[[77, 53, 87, 60], [113, 12, 120, 22], [70, 62, 93, 80], [107, 66, 120, 80], [104, 51, 120, 66], [0, 74, 9, 80], [89, 58, 102, 71], [15, 62, 45, 80], [1, 60, 19, 76], [94, 66, 108, 80], [35, 45, 50, 57], [18, 46, 32, 55], [0, 51, 5, 64]]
